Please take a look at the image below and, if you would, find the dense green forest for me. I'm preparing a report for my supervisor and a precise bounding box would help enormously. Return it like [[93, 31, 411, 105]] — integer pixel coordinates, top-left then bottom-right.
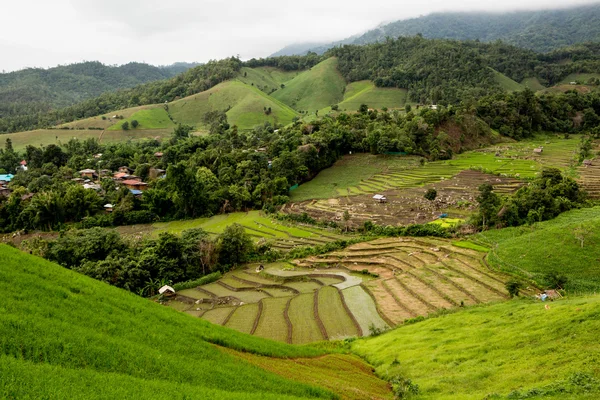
[[286, 3, 600, 55], [2, 37, 600, 134], [0, 61, 197, 124]]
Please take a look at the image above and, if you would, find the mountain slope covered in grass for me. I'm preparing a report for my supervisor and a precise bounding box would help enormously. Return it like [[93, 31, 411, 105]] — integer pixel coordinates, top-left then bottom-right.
[[476, 206, 600, 294], [0, 244, 391, 399], [271, 57, 346, 113], [352, 294, 600, 399], [169, 80, 299, 131]]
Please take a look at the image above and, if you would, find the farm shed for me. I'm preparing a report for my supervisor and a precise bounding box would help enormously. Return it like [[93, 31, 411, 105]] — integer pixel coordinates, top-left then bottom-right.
[[583, 159, 593, 167], [373, 194, 388, 203], [159, 285, 176, 296]]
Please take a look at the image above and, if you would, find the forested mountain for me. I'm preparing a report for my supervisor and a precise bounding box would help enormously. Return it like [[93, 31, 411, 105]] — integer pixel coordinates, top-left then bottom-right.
[[276, 3, 600, 56], [0, 61, 197, 121], [2, 37, 599, 133]]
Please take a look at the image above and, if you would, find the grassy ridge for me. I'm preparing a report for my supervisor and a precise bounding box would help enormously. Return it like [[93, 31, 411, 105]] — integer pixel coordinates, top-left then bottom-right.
[[477, 206, 600, 293], [0, 244, 345, 399], [352, 295, 600, 399], [272, 57, 346, 113], [168, 80, 298, 131]]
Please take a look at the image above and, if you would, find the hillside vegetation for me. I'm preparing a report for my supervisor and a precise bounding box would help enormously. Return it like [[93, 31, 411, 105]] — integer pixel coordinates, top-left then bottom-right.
[[293, 4, 600, 55], [352, 295, 600, 399], [169, 80, 298, 130], [477, 207, 600, 294], [272, 57, 346, 113], [0, 244, 392, 399]]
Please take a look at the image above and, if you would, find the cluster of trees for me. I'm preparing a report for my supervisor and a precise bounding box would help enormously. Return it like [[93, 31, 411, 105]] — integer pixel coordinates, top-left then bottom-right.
[[473, 168, 587, 229], [2, 88, 600, 232], [243, 52, 322, 71], [330, 37, 600, 104], [26, 224, 255, 296]]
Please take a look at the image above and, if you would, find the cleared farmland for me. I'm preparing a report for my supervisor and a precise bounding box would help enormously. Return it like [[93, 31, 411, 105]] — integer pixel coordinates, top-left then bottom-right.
[[166, 236, 522, 344]]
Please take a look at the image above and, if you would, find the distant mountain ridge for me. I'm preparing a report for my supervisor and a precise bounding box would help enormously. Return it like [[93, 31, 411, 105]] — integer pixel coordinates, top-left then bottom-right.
[[0, 61, 199, 120], [274, 3, 600, 56]]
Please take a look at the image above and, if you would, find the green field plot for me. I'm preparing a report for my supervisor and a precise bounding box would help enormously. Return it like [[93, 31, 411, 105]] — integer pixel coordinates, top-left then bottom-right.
[[59, 104, 161, 130], [342, 286, 389, 335], [282, 281, 322, 293], [3, 127, 172, 151], [225, 303, 259, 334], [253, 297, 291, 342], [272, 57, 346, 113], [177, 288, 213, 300], [335, 80, 407, 111], [352, 295, 600, 400], [477, 206, 600, 293], [152, 210, 343, 249], [317, 286, 360, 339], [290, 154, 421, 201], [288, 293, 324, 344], [192, 305, 233, 325], [559, 73, 600, 85], [168, 80, 298, 131], [107, 107, 175, 131]]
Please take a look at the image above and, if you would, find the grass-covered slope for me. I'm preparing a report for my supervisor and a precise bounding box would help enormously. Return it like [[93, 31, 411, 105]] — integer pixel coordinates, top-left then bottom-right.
[[0, 244, 390, 399], [353, 295, 600, 399], [337, 81, 408, 111], [272, 57, 346, 113], [490, 68, 525, 92], [238, 67, 299, 94], [107, 107, 175, 131], [169, 80, 298, 130], [477, 207, 600, 293]]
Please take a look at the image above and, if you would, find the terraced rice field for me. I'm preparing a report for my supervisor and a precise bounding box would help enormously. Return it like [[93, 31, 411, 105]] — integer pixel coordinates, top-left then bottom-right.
[[576, 141, 600, 199], [286, 170, 524, 227], [151, 210, 346, 251], [167, 236, 524, 344], [294, 237, 527, 326], [167, 264, 388, 344]]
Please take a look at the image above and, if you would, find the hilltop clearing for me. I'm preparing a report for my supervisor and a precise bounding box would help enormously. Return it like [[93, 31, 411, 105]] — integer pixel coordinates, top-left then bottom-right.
[[0, 244, 392, 399]]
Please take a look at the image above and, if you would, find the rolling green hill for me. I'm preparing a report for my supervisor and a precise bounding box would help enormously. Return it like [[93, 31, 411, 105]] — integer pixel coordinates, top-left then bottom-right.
[[0, 244, 392, 399], [352, 294, 600, 399], [169, 80, 299, 131], [476, 206, 600, 294], [272, 57, 346, 113], [521, 77, 546, 91], [238, 67, 300, 94]]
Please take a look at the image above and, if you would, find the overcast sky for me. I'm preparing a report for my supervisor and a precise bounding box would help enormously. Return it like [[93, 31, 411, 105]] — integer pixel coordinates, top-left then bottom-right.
[[1, 0, 598, 72]]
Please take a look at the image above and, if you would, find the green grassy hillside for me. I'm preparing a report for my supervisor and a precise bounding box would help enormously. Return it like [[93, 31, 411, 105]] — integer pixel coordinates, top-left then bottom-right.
[[107, 107, 175, 131], [559, 73, 600, 85], [477, 206, 600, 293], [0, 244, 391, 399], [490, 68, 525, 91], [238, 67, 299, 94], [521, 77, 546, 91], [272, 57, 346, 113], [336, 81, 408, 111], [352, 295, 600, 399], [169, 80, 298, 131]]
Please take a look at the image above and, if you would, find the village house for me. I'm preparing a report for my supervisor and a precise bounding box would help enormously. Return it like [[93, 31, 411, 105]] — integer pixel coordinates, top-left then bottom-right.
[[154, 152, 163, 159], [0, 174, 14, 184], [79, 169, 98, 179], [103, 203, 114, 213], [149, 168, 166, 180], [118, 166, 134, 174], [121, 179, 148, 191], [0, 186, 11, 197], [17, 160, 28, 172]]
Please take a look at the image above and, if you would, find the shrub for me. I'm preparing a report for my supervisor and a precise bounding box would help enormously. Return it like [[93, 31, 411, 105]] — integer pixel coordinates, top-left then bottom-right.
[[424, 188, 437, 201], [172, 272, 222, 291], [505, 280, 523, 297]]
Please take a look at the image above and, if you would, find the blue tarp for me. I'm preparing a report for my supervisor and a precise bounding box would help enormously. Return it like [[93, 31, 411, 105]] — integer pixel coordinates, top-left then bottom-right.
[[129, 189, 143, 195]]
